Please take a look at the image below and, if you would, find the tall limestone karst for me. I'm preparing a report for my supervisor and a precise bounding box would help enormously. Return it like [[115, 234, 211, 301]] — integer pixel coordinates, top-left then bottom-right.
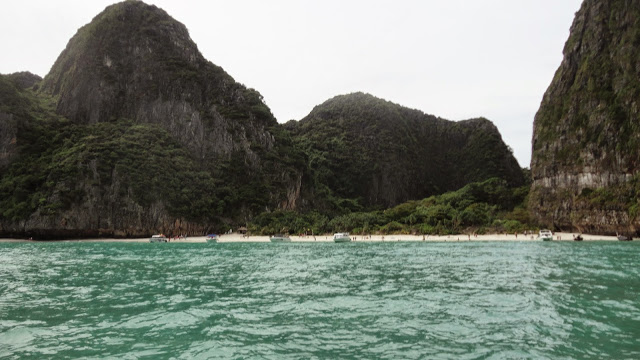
[[1, 0, 527, 239], [0, 0, 302, 238], [287, 93, 525, 211], [530, 0, 640, 234]]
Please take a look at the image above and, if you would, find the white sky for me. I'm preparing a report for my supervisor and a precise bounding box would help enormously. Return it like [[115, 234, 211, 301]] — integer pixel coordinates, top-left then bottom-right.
[[0, 0, 583, 167]]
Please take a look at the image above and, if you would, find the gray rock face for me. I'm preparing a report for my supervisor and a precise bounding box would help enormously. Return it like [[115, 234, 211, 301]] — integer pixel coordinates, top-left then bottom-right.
[[530, 0, 640, 234], [0, 112, 17, 169], [0, 1, 302, 238], [41, 0, 277, 165], [0, 74, 33, 170], [3, 167, 209, 239]]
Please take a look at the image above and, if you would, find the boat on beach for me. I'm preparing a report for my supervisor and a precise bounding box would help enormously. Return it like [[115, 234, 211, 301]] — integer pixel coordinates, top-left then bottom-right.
[[573, 234, 583, 241], [537, 230, 553, 241], [333, 233, 352, 243], [149, 234, 168, 243], [617, 233, 633, 241], [206, 234, 219, 243], [270, 234, 291, 242]]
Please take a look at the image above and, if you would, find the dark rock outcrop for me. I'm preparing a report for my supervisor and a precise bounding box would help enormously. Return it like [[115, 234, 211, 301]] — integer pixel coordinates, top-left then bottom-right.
[[530, 0, 640, 234], [288, 93, 524, 210]]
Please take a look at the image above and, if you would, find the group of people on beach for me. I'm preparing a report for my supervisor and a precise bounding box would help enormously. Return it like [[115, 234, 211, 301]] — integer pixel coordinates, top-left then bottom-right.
[[166, 234, 187, 241]]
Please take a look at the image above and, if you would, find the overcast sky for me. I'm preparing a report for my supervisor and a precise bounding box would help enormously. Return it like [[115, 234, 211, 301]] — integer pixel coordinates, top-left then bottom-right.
[[0, 0, 583, 167]]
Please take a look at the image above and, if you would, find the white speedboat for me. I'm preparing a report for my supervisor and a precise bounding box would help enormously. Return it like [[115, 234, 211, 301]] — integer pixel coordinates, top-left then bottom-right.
[[206, 234, 219, 243], [537, 230, 553, 241], [149, 234, 168, 243], [270, 234, 292, 242], [333, 233, 351, 243]]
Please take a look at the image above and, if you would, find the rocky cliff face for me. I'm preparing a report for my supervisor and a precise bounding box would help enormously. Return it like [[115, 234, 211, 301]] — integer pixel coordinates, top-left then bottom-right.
[[0, 1, 527, 238], [0, 111, 16, 169], [41, 0, 276, 163], [0, 1, 302, 239], [530, 0, 640, 234], [288, 93, 524, 210], [0, 74, 40, 169]]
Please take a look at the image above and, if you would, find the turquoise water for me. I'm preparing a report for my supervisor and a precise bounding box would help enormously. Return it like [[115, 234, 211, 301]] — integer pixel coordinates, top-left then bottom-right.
[[0, 241, 639, 359]]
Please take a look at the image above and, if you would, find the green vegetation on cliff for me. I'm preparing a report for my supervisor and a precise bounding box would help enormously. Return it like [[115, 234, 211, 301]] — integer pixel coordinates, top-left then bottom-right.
[[533, 0, 640, 167], [0, 1, 530, 238], [0, 77, 221, 225], [530, 0, 640, 234], [249, 177, 532, 236], [287, 93, 525, 211], [0, 1, 308, 237], [0, 73, 305, 234]]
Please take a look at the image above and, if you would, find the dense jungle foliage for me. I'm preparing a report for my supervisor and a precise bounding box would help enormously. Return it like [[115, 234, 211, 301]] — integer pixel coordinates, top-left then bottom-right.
[[248, 177, 533, 236]]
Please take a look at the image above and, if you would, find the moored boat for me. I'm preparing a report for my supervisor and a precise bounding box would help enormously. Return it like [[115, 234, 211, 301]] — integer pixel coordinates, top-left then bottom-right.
[[149, 234, 168, 243], [206, 234, 219, 243], [537, 230, 553, 241], [573, 234, 583, 241], [617, 234, 633, 241], [270, 234, 291, 242], [333, 233, 352, 243]]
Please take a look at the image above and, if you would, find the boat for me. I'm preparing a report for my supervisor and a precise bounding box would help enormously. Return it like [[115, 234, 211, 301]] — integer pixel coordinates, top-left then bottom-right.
[[573, 234, 583, 241], [333, 232, 352, 243], [617, 234, 633, 241], [206, 234, 219, 243], [270, 234, 291, 242], [149, 234, 168, 243], [537, 229, 553, 241]]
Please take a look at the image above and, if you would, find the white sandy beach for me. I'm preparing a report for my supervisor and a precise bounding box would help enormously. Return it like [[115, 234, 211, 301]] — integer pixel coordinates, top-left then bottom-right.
[[210, 232, 620, 243], [1, 232, 621, 242]]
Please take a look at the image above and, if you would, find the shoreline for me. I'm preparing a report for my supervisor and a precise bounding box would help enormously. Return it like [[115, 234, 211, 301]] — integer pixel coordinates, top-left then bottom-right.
[[0, 232, 622, 243]]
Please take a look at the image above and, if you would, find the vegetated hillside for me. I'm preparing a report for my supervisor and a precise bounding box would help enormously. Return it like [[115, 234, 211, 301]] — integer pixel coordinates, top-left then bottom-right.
[[249, 177, 532, 236], [4, 72, 42, 90], [0, 1, 530, 239], [530, 0, 640, 235], [287, 93, 525, 212], [0, 73, 238, 238], [0, 0, 304, 239]]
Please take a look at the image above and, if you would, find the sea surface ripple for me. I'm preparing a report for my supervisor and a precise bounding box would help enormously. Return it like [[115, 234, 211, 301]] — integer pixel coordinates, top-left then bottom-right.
[[0, 241, 639, 359]]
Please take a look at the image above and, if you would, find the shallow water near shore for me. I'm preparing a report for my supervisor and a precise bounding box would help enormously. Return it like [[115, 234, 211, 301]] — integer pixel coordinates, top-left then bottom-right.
[[1, 241, 638, 359]]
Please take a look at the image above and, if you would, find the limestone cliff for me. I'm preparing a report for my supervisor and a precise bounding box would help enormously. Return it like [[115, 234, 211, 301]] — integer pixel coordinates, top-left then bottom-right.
[[0, 1, 527, 239], [41, 0, 277, 164], [0, 74, 41, 169], [530, 0, 640, 234], [288, 93, 525, 210], [0, 1, 302, 239]]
